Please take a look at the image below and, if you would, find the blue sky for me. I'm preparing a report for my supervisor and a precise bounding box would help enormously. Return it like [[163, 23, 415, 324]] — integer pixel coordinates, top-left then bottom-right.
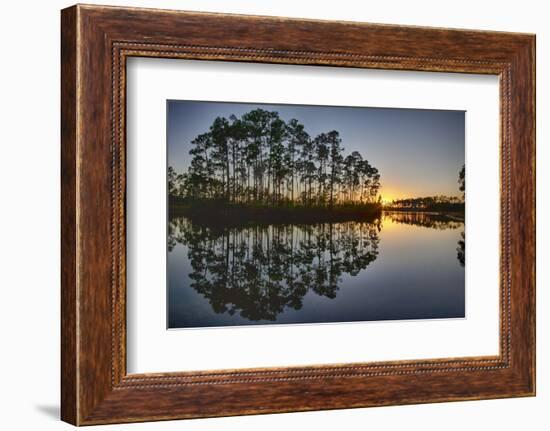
[[167, 100, 465, 201]]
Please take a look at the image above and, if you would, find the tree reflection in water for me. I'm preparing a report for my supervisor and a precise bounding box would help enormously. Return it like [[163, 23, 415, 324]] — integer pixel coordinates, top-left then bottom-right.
[[382, 211, 465, 267], [382, 211, 464, 230], [457, 231, 465, 266], [168, 217, 380, 322]]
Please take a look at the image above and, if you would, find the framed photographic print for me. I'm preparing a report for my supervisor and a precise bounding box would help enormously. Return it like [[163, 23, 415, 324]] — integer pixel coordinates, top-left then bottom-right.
[[165, 100, 465, 330], [61, 4, 536, 425]]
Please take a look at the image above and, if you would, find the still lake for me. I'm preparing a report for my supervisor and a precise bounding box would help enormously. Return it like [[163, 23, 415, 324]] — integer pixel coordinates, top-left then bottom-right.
[[167, 211, 465, 329]]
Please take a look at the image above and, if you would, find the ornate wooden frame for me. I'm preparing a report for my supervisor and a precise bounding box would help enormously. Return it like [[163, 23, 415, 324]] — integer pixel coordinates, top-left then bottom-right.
[[61, 4, 535, 425]]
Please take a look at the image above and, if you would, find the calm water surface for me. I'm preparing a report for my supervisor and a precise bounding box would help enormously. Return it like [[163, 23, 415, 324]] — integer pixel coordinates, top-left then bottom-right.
[[168, 211, 465, 328]]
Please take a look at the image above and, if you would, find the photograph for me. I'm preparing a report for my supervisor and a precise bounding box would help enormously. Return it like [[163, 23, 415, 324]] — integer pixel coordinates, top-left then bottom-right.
[[167, 100, 466, 329]]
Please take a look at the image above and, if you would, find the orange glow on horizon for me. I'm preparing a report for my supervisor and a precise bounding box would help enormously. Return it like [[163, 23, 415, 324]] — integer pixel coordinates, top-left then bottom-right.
[[380, 189, 463, 204]]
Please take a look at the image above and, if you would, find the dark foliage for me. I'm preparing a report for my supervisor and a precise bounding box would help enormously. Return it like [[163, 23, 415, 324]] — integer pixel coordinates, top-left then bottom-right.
[[169, 108, 381, 208]]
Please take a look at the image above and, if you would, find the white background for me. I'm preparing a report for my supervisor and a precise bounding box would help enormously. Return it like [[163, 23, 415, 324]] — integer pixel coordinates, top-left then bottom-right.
[[0, 0, 547, 430], [127, 59, 500, 373]]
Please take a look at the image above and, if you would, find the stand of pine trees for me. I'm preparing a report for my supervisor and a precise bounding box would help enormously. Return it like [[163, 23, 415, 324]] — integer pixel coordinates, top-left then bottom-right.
[[169, 108, 381, 209]]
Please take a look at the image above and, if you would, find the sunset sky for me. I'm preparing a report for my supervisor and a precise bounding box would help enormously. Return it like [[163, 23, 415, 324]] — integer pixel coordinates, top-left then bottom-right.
[[167, 100, 465, 201]]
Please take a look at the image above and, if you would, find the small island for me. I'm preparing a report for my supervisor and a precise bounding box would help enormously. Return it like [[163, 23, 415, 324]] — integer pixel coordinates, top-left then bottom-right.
[[168, 108, 382, 225]]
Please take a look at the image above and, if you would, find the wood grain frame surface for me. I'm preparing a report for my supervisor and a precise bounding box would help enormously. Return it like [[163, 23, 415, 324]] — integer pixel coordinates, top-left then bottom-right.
[[61, 4, 536, 425]]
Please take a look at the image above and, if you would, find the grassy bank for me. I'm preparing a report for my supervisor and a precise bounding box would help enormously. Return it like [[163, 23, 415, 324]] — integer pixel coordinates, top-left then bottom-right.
[[169, 197, 382, 225]]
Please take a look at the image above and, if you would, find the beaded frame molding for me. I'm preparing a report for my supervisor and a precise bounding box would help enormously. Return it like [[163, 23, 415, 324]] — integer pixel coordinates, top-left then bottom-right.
[[61, 4, 535, 425]]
